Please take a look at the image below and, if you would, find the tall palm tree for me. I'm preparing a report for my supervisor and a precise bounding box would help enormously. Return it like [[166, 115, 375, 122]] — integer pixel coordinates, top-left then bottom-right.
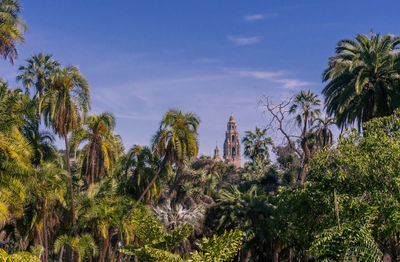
[[119, 145, 164, 203], [17, 53, 60, 100], [322, 31, 400, 130], [40, 65, 90, 236], [0, 0, 26, 64], [31, 162, 67, 262], [312, 117, 335, 148], [242, 127, 273, 161], [290, 90, 321, 184], [70, 112, 118, 185], [21, 120, 57, 165], [290, 90, 321, 136], [126, 109, 200, 220]]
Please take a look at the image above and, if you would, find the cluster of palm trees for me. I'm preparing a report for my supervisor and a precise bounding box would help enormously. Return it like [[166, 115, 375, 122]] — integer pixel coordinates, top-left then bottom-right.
[[4, 0, 400, 261]]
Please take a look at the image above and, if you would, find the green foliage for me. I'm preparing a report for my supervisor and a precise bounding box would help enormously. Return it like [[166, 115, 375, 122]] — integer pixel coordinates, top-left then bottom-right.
[[130, 206, 193, 251], [309, 218, 381, 262], [122, 206, 192, 261], [210, 184, 273, 257], [0, 248, 40, 261], [0, 0, 27, 63], [274, 109, 400, 259], [122, 207, 242, 262], [188, 229, 243, 262]]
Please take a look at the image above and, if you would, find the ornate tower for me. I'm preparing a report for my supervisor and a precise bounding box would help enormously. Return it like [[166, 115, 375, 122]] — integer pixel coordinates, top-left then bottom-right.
[[213, 144, 222, 162], [223, 114, 241, 168]]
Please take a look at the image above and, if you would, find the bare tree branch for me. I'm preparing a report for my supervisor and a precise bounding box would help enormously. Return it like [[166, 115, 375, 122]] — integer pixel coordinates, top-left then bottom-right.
[[258, 95, 302, 158]]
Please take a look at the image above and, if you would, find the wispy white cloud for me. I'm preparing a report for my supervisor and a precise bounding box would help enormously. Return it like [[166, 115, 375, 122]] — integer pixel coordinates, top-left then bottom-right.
[[274, 79, 310, 89], [225, 68, 312, 90], [243, 14, 265, 21], [192, 58, 220, 64], [243, 13, 277, 22], [237, 70, 285, 80], [227, 35, 261, 46]]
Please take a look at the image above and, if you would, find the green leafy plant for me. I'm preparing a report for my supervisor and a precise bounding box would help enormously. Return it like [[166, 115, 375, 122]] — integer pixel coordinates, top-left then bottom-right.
[[0, 248, 40, 261]]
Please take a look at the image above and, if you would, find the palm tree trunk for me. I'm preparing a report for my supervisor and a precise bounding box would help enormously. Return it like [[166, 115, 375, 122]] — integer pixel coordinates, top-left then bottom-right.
[[36, 225, 43, 247], [58, 246, 64, 262], [273, 242, 281, 262], [334, 188, 341, 231], [125, 157, 168, 222], [91, 153, 95, 185], [110, 243, 117, 262], [289, 247, 294, 262], [303, 252, 309, 262], [64, 135, 78, 237], [64, 135, 80, 262], [299, 139, 311, 184], [43, 199, 48, 262], [100, 235, 110, 262]]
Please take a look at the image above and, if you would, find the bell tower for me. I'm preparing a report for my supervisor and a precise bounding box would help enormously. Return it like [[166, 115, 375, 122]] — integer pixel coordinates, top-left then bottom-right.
[[223, 114, 241, 168]]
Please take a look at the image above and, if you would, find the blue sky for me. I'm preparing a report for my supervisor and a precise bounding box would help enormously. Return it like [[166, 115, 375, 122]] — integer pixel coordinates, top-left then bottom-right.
[[2, 0, 400, 156]]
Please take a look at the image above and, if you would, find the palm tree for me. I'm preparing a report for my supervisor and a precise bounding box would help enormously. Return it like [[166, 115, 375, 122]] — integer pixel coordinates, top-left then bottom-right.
[[31, 162, 67, 262], [152, 199, 204, 232], [290, 90, 321, 184], [126, 109, 200, 220], [40, 65, 90, 236], [54, 233, 98, 262], [76, 179, 133, 262], [70, 112, 118, 185], [242, 127, 273, 161], [290, 90, 321, 136], [312, 117, 335, 148], [119, 145, 164, 203], [17, 53, 60, 100], [212, 184, 272, 260], [21, 120, 57, 165], [0, 80, 32, 169], [0, 0, 26, 63], [322, 31, 400, 130]]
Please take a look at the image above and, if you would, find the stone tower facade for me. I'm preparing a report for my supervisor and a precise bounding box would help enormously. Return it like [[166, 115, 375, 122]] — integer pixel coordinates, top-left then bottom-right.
[[223, 114, 241, 168]]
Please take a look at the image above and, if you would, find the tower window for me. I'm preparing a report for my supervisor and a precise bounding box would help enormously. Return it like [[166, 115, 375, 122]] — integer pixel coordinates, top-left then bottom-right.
[[232, 147, 236, 156], [232, 135, 235, 141]]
